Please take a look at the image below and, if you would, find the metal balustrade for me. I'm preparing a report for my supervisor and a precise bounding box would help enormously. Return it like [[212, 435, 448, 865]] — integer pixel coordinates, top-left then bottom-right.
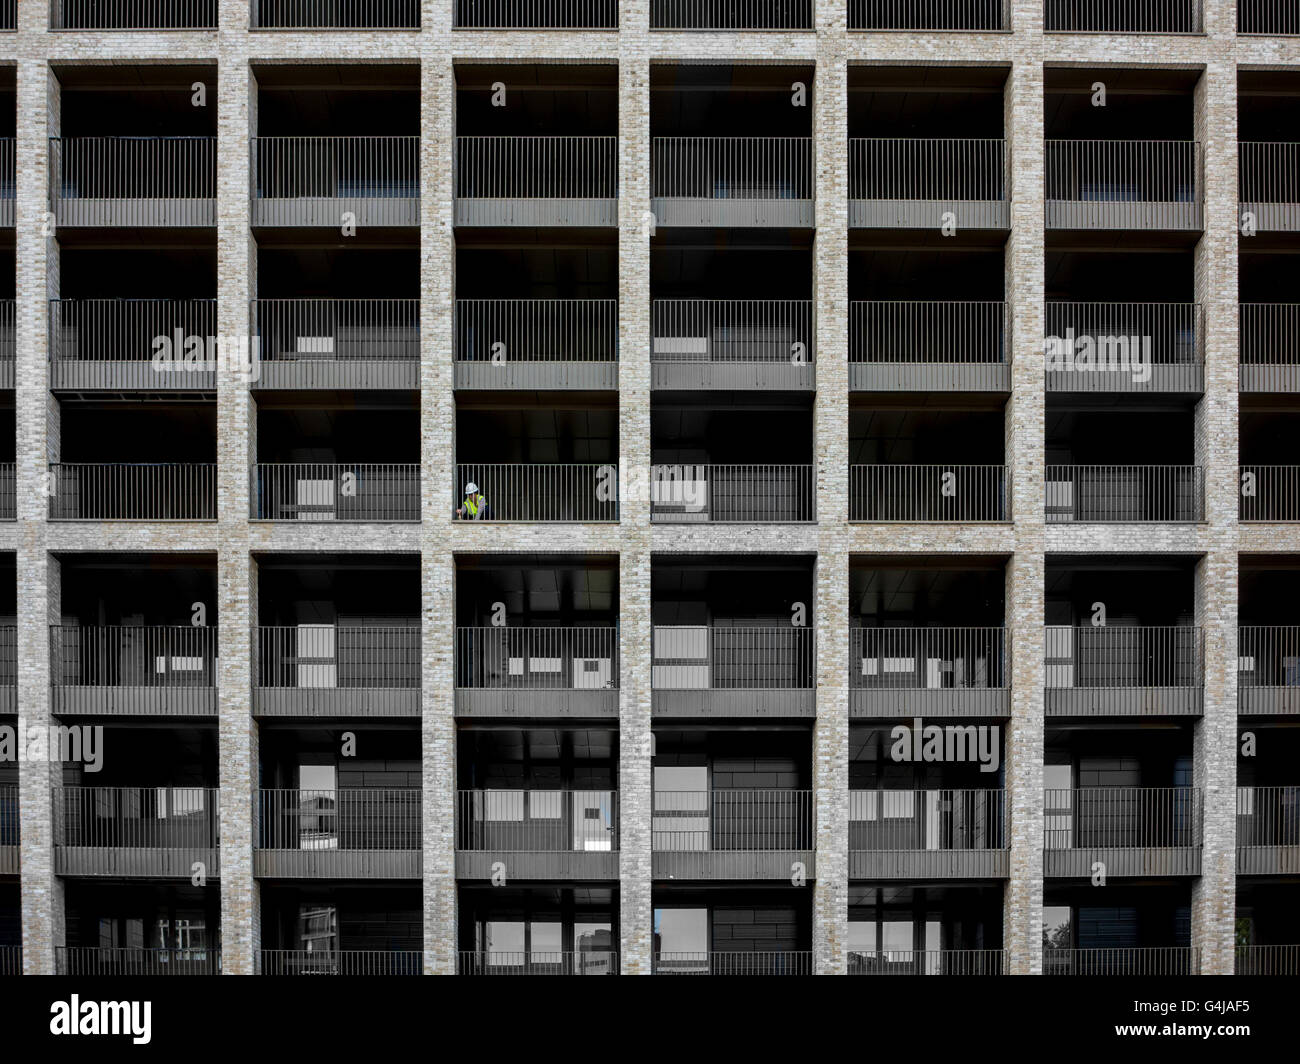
[[256, 626, 420, 691], [257, 789, 421, 851], [251, 463, 420, 522], [456, 627, 619, 691], [652, 625, 814, 690], [1045, 0, 1202, 33], [1235, 945, 1300, 975], [1240, 142, 1300, 206], [650, 0, 811, 28], [51, 625, 217, 715], [0, 783, 16, 850], [0, 139, 13, 225], [652, 790, 814, 851], [848, 950, 1006, 975], [260, 949, 422, 975], [652, 137, 812, 201], [459, 951, 619, 975], [1044, 465, 1204, 522], [50, 138, 217, 227], [1044, 787, 1202, 849], [456, 790, 618, 852], [0, 627, 14, 706], [57, 948, 221, 975], [652, 299, 813, 364], [850, 790, 1007, 849], [1240, 1, 1300, 34], [0, 946, 19, 976], [0, 2, 12, 30], [1044, 948, 1201, 975], [456, 136, 618, 199], [650, 464, 813, 523], [850, 465, 1008, 522], [1237, 786, 1300, 849], [1240, 466, 1300, 522], [1239, 627, 1300, 715], [853, 627, 1007, 697], [48, 463, 217, 521], [849, 301, 1006, 371], [1045, 302, 1203, 392], [1045, 140, 1202, 230], [1240, 304, 1300, 391], [253, 299, 419, 369], [848, 0, 1007, 28], [452, 463, 618, 523], [653, 951, 813, 975], [0, 464, 13, 522], [1045, 626, 1203, 719], [252, 136, 419, 226], [0, 299, 13, 375], [50, 299, 217, 390], [848, 139, 1007, 227], [454, 0, 616, 26], [253, 0, 420, 28], [456, 299, 618, 364], [56, 786, 220, 855], [52, 0, 217, 28]]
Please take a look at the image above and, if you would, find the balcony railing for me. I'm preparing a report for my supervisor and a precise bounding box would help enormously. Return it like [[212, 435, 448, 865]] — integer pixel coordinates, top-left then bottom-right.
[[48, 463, 217, 521], [257, 789, 421, 850], [1240, 466, 1300, 522], [0, 463, 14, 521], [256, 625, 420, 691], [459, 951, 619, 975], [1044, 465, 1204, 523], [52, 1, 217, 28], [1045, 625, 1202, 717], [452, 463, 618, 523], [1044, 948, 1200, 975], [51, 625, 217, 716], [651, 298, 813, 388], [0, 782, 17, 852], [1239, 626, 1300, 715], [1045, 302, 1203, 392], [455, 136, 617, 226], [50, 137, 217, 227], [651, 137, 813, 227], [848, 139, 1007, 228], [848, 949, 1006, 975], [251, 137, 419, 226], [0, 2, 11, 31], [253, 1, 420, 28], [650, 0, 811, 28], [260, 949, 422, 975], [454, 0, 616, 26], [1240, 142, 1300, 213], [651, 464, 813, 523], [851, 626, 1006, 718], [251, 463, 419, 522], [455, 299, 618, 387], [850, 790, 1007, 849], [1045, 0, 1202, 33], [0, 299, 13, 383], [1045, 140, 1202, 230], [0, 946, 19, 976], [850, 465, 1008, 522], [849, 301, 1007, 391], [653, 951, 813, 975], [1237, 786, 1300, 874], [0, 140, 13, 226], [1044, 787, 1202, 851], [1240, 304, 1300, 391], [50, 298, 218, 390], [1235, 945, 1300, 975], [652, 625, 814, 690], [55, 786, 220, 876], [456, 790, 618, 851], [1239, 1, 1300, 34], [252, 299, 419, 389], [57, 947, 221, 975], [456, 627, 618, 691], [848, 0, 1007, 29], [652, 790, 814, 851]]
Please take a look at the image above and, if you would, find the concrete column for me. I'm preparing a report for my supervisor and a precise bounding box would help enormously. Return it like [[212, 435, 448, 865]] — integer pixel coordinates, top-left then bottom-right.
[[617, 2, 653, 974]]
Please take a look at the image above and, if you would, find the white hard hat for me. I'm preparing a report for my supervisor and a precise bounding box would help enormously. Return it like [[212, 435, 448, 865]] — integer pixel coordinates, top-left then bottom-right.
[[464, 482, 478, 494]]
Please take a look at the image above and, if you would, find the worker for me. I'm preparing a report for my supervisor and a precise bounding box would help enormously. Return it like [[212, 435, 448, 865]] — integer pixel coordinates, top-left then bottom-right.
[[457, 481, 490, 520]]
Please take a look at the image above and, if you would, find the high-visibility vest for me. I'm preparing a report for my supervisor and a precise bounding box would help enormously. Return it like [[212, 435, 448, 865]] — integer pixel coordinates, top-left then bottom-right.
[[464, 495, 486, 517]]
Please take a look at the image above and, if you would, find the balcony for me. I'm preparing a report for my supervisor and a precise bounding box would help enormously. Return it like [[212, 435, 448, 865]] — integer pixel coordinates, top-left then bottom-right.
[[1044, 465, 1204, 523], [252, 300, 418, 390], [848, 0, 1006, 29], [48, 463, 217, 521], [650, 300, 814, 391], [50, 137, 216, 228], [1045, 141, 1202, 231], [849, 139, 1007, 230], [455, 299, 617, 391], [653, 951, 812, 975], [0, 626, 12, 712], [1046, 303, 1203, 394], [0, 139, 12, 227], [848, 949, 1006, 975], [51, 625, 217, 717], [0, 946, 19, 976], [1239, 627, 1300, 715], [253, 625, 420, 718], [1239, 2, 1300, 34], [455, 626, 618, 718], [850, 465, 1008, 523], [254, 788, 421, 878], [851, 627, 1008, 718], [651, 465, 813, 524], [1235, 945, 1300, 975], [54, 786, 221, 877], [652, 625, 814, 717], [849, 302, 1008, 392], [50, 299, 217, 392], [251, 464, 419, 523], [51, 0, 217, 28], [652, 789, 814, 879], [455, 137, 617, 227], [1045, 0, 1202, 33], [260, 949, 421, 975], [0, 784, 16, 874], [56, 947, 221, 975], [253, 1, 420, 28], [1237, 786, 1300, 875], [1240, 466, 1300, 522], [0, 299, 13, 389], [651, 137, 812, 229], [1239, 143, 1300, 233], [452, 464, 618, 523], [650, 0, 810, 28], [0, 465, 11, 522], [1044, 947, 1200, 975], [251, 137, 418, 228], [1044, 786, 1202, 877], [1045, 626, 1203, 717], [454, 0, 615, 27], [1241, 305, 1300, 392], [459, 950, 618, 975], [850, 789, 1008, 878], [455, 790, 618, 880]]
